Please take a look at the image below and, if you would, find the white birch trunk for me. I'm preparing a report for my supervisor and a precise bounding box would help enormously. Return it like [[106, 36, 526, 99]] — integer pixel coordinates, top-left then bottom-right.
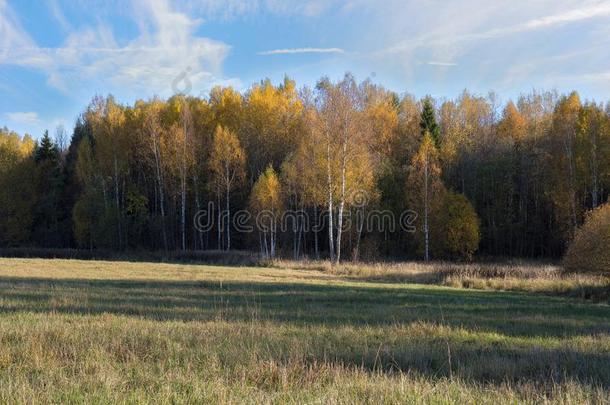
[[326, 132, 335, 262], [424, 152, 430, 262]]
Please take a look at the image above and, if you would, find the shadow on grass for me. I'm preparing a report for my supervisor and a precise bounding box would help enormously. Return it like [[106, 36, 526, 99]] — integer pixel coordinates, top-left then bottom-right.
[[0, 276, 608, 338], [0, 276, 609, 388], [307, 345, 610, 388]]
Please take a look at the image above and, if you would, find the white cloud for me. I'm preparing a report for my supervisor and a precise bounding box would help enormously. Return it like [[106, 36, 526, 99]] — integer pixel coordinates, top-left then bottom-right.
[[259, 47, 345, 56], [383, 3, 610, 53], [179, 0, 258, 20], [523, 3, 610, 30], [425, 62, 458, 67], [380, 2, 610, 57], [46, 0, 71, 31], [0, 0, 233, 96], [179, 0, 338, 20], [5, 112, 41, 125], [556, 70, 610, 85], [454, 2, 610, 43], [335, 0, 610, 96], [2, 0, 610, 102], [0, 0, 51, 68], [264, 0, 336, 17]]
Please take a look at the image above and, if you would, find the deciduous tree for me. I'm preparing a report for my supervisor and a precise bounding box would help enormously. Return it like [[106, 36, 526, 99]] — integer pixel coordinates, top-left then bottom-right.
[[209, 125, 246, 251]]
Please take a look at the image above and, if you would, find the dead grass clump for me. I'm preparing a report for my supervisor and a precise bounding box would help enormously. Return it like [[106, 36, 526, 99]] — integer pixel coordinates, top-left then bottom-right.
[[267, 259, 610, 301]]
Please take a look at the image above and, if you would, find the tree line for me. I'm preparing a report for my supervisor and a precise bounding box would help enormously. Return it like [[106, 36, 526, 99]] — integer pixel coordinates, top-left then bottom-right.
[[1, 74, 608, 261]]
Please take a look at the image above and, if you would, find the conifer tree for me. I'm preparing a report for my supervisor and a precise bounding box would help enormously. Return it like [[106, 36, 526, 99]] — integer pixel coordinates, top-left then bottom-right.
[[420, 98, 440, 147], [33, 131, 65, 247]]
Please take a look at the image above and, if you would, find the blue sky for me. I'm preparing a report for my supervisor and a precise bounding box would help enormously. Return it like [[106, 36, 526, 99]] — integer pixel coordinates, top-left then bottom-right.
[[1, 0, 610, 138]]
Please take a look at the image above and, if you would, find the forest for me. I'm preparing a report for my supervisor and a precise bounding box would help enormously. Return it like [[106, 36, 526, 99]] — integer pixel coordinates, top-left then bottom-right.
[[1, 74, 608, 262]]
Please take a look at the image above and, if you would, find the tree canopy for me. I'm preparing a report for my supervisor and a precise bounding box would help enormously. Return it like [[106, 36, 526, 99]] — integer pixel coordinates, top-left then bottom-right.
[[1, 76, 609, 262]]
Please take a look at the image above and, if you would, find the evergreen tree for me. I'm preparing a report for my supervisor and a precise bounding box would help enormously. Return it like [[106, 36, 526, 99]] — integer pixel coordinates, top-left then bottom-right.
[[35, 131, 60, 163], [32, 131, 65, 247], [420, 98, 440, 147], [60, 117, 92, 247]]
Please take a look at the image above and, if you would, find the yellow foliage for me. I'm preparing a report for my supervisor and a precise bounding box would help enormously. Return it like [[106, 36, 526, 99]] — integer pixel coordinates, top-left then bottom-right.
[[209, 125, 246, 193], [498, 102, 527, 142], [564, 203, 610, 274], [436, 192, 481, 261], [250, 166, 283, 214]]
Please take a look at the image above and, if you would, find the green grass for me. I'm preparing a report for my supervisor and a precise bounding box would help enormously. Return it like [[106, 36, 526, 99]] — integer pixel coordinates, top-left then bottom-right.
[[0, 258, 608, 404]]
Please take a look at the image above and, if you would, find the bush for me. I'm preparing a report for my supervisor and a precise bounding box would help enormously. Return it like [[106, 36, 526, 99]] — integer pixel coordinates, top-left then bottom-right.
[[434, 192, 481, 261], [564, 203, 610, 274]]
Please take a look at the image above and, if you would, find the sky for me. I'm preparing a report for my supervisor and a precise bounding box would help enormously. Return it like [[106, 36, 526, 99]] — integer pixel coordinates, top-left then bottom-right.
[[1, 0, 610, 138]]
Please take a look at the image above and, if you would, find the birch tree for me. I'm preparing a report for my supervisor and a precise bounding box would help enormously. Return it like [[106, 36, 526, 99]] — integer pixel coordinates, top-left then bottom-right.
[[143, 99, 169, 251], [316, 74, 373, 263], [550, 92, 581, 237], [177, 98, 194, 251], [250, 166, 283, 258], [407, 132, 444, 261], [209, 125, 245, 251], [282, 102, 328, 259], [88, 96, 128, 249]]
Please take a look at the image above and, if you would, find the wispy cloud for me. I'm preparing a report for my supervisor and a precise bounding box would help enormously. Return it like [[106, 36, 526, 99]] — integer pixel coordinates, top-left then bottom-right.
[[0, 0, 232, 95], [556, 70, 610, 85], [180, 0, 338, 20], [383, 2, 610, 56], [259, 47, 345, 56], [425, 61, 458, 67], [46, 0, 71, 31], [5, 112, 41, 125], [0, 0, 47, 66], [464, 2, 610, 42], [523, 3, 610, 30]]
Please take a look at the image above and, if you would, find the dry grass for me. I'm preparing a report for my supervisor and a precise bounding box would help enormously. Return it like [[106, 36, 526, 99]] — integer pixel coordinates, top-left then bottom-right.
[[268, 259, 610, 301], [0, 258, 608, 403]]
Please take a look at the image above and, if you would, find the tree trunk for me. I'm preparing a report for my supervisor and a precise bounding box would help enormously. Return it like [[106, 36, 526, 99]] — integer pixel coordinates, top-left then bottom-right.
[[180, 108, 190, 252], [292, 196, 297, 260], [336, 201, 344, 263], [354, 206, 364, 262], [217, 188, 222, 250], [259, 231, 265, 258], [296, 202, 303, 260], [313, 205, 320, 260], [564, 129, 578, 231], [270, 219, 276, 258], [424, 153, 430, 262], [590, 129, 599, 208], [181, 175, 186, 251], [152, 135, 168, 252], [193, 175, 204, 250], [326, 135, 335, 262], [226, 178, 231, 251], [335, 137, 348, 264], [113, 155, 122, 249]]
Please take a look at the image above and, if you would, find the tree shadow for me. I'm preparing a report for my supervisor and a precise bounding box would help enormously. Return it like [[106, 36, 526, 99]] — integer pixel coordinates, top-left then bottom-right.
[[293, 340, 610, 388], [0, 276, 608, 338], [1, 276, 609, 387]]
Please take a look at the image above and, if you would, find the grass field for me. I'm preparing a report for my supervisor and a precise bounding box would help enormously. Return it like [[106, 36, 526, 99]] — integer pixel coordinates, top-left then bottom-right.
[[0, 258, 608, 403]]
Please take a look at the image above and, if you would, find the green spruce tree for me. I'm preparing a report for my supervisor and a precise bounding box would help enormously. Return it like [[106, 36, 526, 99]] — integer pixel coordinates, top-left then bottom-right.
[[33, 131, 65, 247], [420, 98, 440, 148]]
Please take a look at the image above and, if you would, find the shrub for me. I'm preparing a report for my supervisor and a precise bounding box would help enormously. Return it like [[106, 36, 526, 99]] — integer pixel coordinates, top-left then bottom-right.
[[564, 203, 610, 274], [434, 192, 481, 261]]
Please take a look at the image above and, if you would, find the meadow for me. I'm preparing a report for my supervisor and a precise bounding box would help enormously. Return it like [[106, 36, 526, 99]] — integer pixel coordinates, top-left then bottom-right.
[[0, 258, 608, 404]]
